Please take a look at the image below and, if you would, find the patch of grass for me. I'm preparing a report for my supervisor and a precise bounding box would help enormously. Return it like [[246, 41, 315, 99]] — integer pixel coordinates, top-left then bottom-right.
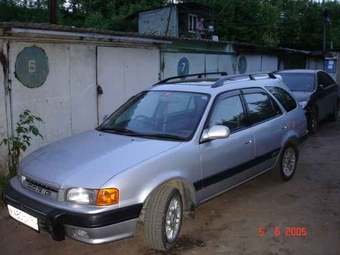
[[0, 173, 10, 206]]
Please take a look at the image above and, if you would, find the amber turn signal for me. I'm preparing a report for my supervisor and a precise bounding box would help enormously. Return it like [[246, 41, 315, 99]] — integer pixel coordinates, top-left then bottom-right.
[[96, 188, 119, 206]]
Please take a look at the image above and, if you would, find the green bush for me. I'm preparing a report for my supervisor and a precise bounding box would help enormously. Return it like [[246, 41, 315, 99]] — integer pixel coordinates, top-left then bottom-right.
[[1, 110, 44, 178]]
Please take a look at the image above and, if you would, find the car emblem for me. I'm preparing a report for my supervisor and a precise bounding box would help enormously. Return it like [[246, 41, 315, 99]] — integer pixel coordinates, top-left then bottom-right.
[[26, 182, 52, 197]]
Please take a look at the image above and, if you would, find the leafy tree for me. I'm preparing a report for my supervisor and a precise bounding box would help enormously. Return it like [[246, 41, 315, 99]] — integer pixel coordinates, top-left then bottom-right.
[[1, 0, 340, 51]]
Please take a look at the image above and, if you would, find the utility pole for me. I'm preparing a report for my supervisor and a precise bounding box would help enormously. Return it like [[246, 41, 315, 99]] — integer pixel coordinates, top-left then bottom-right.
[[322, 7, 331, 51], [49, 0, 57, 24], [323, 22, 326, 51]]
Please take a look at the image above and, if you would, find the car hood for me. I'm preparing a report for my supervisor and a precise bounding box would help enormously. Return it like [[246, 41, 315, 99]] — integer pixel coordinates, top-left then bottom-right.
[[20, 130, 181, 189], [291, 91, 313, 102]]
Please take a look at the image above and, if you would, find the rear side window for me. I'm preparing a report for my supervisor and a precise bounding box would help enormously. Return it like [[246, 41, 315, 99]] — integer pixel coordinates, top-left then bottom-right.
[[266, 86, 297, 112], [243, 92, 282, 124], [318, 71, 335, 88], [278, 73, 315, 92]]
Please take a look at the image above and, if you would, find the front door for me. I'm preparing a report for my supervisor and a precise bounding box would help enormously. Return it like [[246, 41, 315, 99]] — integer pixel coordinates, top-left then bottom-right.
[[197, 91, 255, 202]]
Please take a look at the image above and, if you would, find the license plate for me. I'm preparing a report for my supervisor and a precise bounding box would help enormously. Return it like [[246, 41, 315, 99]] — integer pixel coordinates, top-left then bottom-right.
[[7, 204, 39, 231]]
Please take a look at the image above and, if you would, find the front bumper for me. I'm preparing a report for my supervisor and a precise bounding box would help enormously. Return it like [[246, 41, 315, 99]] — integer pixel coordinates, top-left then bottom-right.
[[2, 183, 143, 244]]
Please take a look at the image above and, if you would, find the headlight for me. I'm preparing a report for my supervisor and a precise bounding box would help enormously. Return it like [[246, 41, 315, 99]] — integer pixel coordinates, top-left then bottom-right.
[[66, 188, 119, 206], [66, 188, 97, 204], [299, 101, 308, 109]]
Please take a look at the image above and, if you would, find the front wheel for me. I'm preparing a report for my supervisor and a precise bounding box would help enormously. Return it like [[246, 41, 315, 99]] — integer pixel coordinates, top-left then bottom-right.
[[144, 186, 183, 251], [308, 109, 318, 134], [277, 145, 298, 182]]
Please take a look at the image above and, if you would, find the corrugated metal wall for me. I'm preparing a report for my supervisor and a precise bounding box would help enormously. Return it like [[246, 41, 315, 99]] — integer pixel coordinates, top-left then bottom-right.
[[139, 6, 178, 37]]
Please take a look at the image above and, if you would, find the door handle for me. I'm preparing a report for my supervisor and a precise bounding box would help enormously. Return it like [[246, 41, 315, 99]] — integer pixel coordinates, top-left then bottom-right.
[[245, 140, 252, 145], [282, 125, 287, 130]]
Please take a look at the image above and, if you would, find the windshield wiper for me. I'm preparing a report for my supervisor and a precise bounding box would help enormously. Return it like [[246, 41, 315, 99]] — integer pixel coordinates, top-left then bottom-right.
[[97, 127, 142, 136], [97, 128, 187, 141], [139, 133, 188, 141]]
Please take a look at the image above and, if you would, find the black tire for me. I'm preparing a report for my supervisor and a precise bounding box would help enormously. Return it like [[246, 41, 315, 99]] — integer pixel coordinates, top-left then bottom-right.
[[329, 100, 339, 122], [144, 186, 183, 251], [277, 145, 298, 182], [308, 108, 318, 134]]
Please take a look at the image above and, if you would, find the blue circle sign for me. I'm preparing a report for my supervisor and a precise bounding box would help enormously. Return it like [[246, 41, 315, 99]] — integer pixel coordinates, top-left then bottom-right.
[[238, 55, 247, 74], [177, 57, 190, 76], [15, 46, 49, 88]]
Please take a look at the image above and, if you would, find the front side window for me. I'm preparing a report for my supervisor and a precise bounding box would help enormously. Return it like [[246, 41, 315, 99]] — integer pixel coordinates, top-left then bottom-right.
[[243, 92, 282, 124], [266, 86, 297, 112], [278, 73, 315, 92], [98, 91, 210, 140], [208, 95, 247, 132]]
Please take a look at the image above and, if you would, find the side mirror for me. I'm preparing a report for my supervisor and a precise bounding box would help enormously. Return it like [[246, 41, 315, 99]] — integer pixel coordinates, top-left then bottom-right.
[[318, 84, 325, 91], [102, 114, 109, 122], [201, 125, 230, 142]]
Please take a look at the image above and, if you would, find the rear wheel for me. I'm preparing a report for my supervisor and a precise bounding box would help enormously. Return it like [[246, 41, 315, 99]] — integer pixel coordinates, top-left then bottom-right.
[[144, 186, 183, 251], [329, 100, 339, 121], [277, 145, 298, 182], [308, 108, 318, 134]]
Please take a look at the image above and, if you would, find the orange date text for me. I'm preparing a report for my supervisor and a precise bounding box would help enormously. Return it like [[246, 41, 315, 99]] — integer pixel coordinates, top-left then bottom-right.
[[257, 227, 307, 237]]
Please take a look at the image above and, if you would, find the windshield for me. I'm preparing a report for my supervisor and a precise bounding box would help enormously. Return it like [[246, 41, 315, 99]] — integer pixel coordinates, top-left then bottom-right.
[[278, 73, 315, 92], [97, 91, 210, 141]]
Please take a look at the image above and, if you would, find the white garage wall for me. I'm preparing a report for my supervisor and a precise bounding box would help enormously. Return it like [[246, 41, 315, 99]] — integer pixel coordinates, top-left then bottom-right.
[[6, 43, 160, 158], [97, 47, 160, 122], [205, 54, 219, 73], [0, 42, 9, 172], [163, 52, 206, 78], [69, 45, 97, 134], [237, 54, 278, 74], [9, 42, 72, 156], [218, 54, 237, 75], [261, 55, 278, 72], [163, 53, 236, 79], [306, 58, 324, 70], [206, 54, 237, 75]]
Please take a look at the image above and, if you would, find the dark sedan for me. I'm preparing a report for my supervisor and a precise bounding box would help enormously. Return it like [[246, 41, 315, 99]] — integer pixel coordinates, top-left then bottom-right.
[[274, 69, 339, 134]]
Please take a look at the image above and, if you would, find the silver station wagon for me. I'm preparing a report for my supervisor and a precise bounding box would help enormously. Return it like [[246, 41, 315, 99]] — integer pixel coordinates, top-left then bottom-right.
[[3, 72, 308, 251]]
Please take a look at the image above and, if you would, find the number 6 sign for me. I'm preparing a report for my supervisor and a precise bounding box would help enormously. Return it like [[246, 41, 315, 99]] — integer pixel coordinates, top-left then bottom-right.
[[15, 46, 49, 88]]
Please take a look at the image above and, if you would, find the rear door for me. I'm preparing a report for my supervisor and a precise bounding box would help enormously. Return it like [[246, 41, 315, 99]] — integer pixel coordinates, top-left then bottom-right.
[[242, 88, 286, 171], [198, 91, 255, 201]]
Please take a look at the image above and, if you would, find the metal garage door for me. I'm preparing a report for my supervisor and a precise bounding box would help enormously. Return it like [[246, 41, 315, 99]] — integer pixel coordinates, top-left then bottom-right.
[[97, 47, 160, 121]]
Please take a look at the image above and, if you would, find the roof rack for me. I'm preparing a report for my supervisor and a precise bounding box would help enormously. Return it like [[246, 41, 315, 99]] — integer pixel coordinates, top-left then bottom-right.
[[154, 72, 228, 86], [211, 72, 277, 88]]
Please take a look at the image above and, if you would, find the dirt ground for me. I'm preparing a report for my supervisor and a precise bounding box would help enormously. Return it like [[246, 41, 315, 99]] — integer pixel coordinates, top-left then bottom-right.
[[1, 120, 340, 255]]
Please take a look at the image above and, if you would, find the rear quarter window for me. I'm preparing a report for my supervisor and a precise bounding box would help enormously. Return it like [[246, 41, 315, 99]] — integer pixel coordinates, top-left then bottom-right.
[[243, 92, 282, 124], [266, 86, 297, 112]]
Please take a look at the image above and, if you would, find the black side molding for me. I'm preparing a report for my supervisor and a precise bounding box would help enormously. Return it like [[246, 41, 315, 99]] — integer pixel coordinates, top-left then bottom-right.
[[194, 148, 281, 191]]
